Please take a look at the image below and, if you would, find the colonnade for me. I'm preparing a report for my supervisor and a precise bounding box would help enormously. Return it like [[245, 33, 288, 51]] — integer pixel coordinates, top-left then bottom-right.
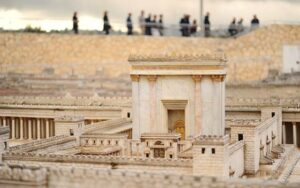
[[282, 122, 299, 147], [0, 116, 55, 140]]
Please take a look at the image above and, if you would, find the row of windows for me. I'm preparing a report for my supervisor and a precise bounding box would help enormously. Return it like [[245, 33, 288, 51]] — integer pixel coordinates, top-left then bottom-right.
[[84, 139, 119, 145], [201, 148, 216, 154]]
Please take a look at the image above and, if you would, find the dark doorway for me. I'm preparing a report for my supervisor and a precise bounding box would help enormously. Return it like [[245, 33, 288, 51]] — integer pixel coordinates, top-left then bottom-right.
[[154, 148, 165, 158], [297, 123, 300, 147], [285, 122, 293, 144]]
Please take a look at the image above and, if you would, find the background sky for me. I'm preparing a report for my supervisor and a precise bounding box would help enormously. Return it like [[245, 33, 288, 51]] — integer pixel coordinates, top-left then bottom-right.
[[0, 0, 299, 31]]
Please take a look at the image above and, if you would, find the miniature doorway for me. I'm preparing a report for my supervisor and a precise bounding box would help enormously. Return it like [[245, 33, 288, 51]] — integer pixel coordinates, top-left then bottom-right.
[[168, 110, 185, 139]]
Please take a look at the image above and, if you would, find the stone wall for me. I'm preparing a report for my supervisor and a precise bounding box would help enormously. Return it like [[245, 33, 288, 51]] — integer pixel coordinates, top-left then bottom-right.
[[229, 140, 245, 177], [1, 25, 300, 82], [0, 127, 9, 163], [1, 164, 299, 188]]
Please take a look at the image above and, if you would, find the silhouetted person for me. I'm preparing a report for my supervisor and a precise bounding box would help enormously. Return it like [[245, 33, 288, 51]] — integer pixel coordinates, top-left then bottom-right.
[[127, 13, 133, 35], [72, 12, 79, 34], [151, 15, 159, 36], [228, 18, 238, 36], [145, 14, 152, 35], [204, 12, 210, 37], [158, 14, 164, 36], [139, 10, 145, 34], [251, 15, 260, 30], [237, 18, 244, 33], [180, 14, 190, 37], [103, 11, 111, 35], [190, 19, 197, 36]]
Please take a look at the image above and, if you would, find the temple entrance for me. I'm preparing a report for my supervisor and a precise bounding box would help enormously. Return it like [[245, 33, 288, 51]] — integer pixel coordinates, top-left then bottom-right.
[[154, 148, 165, 158], [175, 120, 185, 139], [168, 110, 185, 139]]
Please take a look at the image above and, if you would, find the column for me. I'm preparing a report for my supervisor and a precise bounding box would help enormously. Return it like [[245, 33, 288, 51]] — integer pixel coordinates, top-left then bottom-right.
[[20, 118, 23, 140], [131, 75, 140, 140], [11, 117, 15, 139], [37, 118, 41, 140], [192, 75, 202, 137], [147, 75, 157, 133], [293, 122, 297, 146], [46, 119, 50, 138], [211, 75, 226, 135], [3, 117, 6, 127], [28, 119, 32, 140]]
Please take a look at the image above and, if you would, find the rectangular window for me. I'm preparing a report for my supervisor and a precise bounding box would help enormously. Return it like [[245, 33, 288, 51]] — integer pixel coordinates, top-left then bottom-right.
[[271, 112, 275, 117], [127, 112, 131, 118], [169, 154, 173, 159], [70, 129, 74, 136], [238, 134, 244, 141], [201, 148, 205, 154], [212, 148, 216, 154], [146, 153, 149, 158]]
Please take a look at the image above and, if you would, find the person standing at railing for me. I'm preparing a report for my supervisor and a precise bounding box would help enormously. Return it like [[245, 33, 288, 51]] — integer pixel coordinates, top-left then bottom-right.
[[251, 15, 260, 30], [158, 14, 164, 36], [190, 19, 198, 36], [103, 11, 111, 35], [237, 18, 244, 33], [145, 14, 152, 35], [127, 13, 133, 35], [204, 12, 210, 37], [180, 14, 190, 37], [151, 15, 160, 36], [72, 12, 79, 34], [228, 17, 238, 36], [138, 10, 145, 35]]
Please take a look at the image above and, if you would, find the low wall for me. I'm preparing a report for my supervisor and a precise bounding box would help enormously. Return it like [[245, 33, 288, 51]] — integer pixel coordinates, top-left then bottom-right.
[[1, 164, 298, 188], [229, 140, 245, 177], [1, 25, 300, 82], [3, 152, 192, 169]]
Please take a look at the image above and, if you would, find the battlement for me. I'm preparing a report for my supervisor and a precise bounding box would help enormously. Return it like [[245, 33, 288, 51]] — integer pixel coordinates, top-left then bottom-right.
[[226, 97, 300, 109], [1, 163, 293, 188], [55, 116, 85, 122], [3, 152, 192, 167], [0, 164, 47, 184], [193, 135, 230, 146], [128, 52, 227, 64], [0, 95, 132, 108]]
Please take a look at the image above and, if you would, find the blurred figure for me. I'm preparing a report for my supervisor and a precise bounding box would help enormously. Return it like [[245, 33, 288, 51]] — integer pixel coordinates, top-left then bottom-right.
[[251, 15, 260, 30], [228, 18, 238, 36], [158, 14, 164, 36], [127, 13, 133, 35], [103, 11, 111, 35], [72, 12, 79, 34], [151, 15, 159, 36], [138, 10, 145, 34], [204, 12, 210, 37], [145, 14, 152, 35], [190, 19, 198, 36], [237, 18, 244, 33], [180, 14, 190, 37]]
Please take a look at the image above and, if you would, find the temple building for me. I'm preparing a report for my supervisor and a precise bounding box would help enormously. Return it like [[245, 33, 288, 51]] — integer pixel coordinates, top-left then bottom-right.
[[0, 52, 299, 188]]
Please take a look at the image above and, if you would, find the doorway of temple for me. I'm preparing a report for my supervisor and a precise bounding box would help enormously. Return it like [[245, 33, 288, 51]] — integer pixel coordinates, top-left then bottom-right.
[[154, 148, 165, 158], [174, 120, 185, 140]]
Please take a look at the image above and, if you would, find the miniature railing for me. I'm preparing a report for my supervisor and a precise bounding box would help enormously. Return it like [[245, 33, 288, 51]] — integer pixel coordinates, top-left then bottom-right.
[[9, 135, 68, 151], [0, 96, 131, 107], [83, 118, 132, 133], [226, 97, 300, 109], [256, 116, 278, 134], [229, 140, 244, 156], [3, 152, 192, 167]]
